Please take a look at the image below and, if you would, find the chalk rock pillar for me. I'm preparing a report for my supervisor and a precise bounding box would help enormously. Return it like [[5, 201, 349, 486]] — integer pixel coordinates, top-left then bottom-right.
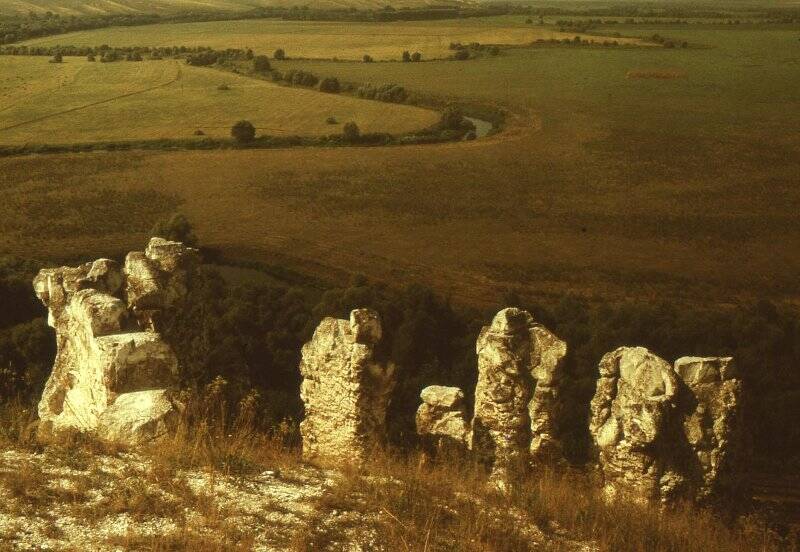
[[528, 324, 568, 463], [674, 356, 743, 503], [589, 346, 679, 504], [472, 308, 567, 490], [299, 309, 396, 466]]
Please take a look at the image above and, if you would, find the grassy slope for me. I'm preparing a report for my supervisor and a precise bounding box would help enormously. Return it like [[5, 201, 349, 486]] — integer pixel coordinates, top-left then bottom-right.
[[20, 17, 647, 61], [0, 56, 438, 144], [1, 25, 798, 307]]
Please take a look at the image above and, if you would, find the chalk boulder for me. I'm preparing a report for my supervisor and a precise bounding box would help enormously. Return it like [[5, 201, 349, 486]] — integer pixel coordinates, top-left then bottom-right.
[[416, 385, 471, 454]]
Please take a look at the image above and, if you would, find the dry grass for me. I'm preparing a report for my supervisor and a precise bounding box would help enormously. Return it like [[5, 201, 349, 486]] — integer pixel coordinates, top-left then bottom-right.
[[0, 0, 447, 18], [146, 378, 301, 477], [292, 451, 794, 552], [0, 394, 794, 551], [2, 29, 800, 307], [0, 399, 36, 448]]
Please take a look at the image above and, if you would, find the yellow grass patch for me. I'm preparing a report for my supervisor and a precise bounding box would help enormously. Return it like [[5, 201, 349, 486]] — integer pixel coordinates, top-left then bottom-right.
[[0, 56, 438, 145], [21, 18, 648, 61]]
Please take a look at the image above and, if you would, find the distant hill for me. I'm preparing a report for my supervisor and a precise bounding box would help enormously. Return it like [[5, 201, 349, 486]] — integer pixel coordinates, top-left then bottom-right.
[[0, 0, 466, 17]]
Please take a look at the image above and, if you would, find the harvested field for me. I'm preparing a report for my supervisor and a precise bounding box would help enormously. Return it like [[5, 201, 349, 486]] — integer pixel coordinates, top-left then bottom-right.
[[0, 56, 438, 145], [20, 17, 649, 61]]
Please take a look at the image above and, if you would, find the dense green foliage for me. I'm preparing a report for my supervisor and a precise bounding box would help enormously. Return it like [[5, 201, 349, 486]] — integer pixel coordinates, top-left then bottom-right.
[[252, 54, 271, 73], [319, 77, 341, 94], [0, 257, 52, 401]]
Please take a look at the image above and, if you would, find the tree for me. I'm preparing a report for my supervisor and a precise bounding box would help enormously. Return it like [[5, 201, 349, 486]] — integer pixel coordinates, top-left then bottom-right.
[[319, 77, 341, 93], [150, 213, 198, 247], [440, 105, 466, 130], [342, 122, 360, 143], [363, 54, 374, 63], [253, 55, 271, 72], [273, 48, 286, 60], [231, 120, 256, 143], [402, 50, 411, 62], [411, 52, 422, 62]]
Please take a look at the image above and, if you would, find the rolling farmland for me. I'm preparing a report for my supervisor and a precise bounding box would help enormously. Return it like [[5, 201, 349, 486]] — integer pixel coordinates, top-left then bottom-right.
[[20, 17, 649, 61], [0, 56, 438, 144]]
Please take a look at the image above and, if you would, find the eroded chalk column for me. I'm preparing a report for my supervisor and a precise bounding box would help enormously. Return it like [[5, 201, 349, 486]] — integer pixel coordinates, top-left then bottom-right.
[[589, 346, 679, 504], [674, 356, 743, 503], [471, 308, 567, 490], [299, 309, 396, 466]]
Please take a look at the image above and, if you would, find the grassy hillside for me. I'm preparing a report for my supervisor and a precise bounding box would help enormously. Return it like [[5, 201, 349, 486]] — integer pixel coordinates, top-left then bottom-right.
[[1, 24, 799, 307], [20, 17, 648, 61], [0, 56, 438, 144], [0, 0, 459, 17]]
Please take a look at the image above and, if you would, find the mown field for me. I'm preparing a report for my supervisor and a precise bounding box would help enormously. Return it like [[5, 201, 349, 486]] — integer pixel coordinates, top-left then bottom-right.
[[0, 56, 438, 144], [20, 17, 648, 61], [1, 24, 799, 307]]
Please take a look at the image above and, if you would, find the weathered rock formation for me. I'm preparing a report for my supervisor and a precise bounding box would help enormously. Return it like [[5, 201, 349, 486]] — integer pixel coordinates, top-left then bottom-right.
[[299, 309, 396, 467], [589, 347, 680, 504], [471, 308, 567, 490], [416, 385, 471, 455], [528, 324, 568, 463], [674, 356, 743, 503], [589, 348, 744, 505], [33, 238, 198, 445]]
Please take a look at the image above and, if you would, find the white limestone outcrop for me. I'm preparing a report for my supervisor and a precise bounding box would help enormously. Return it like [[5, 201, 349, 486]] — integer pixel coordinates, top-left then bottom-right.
[[33, 238, 197, 445]]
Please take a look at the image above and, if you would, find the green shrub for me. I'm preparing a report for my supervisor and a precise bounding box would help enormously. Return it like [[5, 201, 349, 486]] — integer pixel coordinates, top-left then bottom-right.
[[231, 120, 256, 143], [150, 213, 198, 247], [319, 77, 341, 94], [342, 122, 360, 143], [253, 55, 271, 72]]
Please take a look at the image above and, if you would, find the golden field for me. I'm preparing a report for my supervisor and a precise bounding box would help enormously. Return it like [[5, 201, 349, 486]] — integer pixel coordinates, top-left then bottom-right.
[[21, 17, 648, 61], [0, 56, 438, 144]]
